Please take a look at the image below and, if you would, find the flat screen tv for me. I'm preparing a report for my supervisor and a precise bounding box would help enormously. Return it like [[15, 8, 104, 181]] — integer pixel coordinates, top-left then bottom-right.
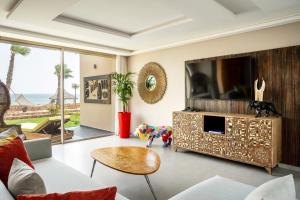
[[185, 56, 253, 100]]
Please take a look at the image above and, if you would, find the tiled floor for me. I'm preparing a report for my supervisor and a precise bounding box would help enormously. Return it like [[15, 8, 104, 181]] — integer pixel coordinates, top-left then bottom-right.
[[53, 136, 300, 200], [66, 126, 114, 142]]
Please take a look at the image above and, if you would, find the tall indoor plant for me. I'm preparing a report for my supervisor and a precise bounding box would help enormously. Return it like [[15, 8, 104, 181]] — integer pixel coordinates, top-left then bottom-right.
[[112, 72, 134, 138]]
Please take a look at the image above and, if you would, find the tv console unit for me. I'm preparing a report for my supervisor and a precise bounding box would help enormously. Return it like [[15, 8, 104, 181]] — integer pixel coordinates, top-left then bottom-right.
[[173, 111, 281, 174]]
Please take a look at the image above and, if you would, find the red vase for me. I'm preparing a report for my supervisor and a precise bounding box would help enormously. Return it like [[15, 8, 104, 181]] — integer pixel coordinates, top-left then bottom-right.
[[118, 112, 131, 138]]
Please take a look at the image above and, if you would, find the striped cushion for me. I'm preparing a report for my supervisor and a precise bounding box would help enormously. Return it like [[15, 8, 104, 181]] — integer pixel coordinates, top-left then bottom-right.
[[0, 128, 18, 145]]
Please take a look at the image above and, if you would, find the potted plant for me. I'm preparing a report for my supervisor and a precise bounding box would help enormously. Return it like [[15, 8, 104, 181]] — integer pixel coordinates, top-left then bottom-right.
[[112, 72, 134, 138]]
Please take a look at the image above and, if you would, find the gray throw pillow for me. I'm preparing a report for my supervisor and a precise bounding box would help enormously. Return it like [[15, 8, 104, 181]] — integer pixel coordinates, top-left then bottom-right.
[[8, 158, 46, 198], [245, 174, 296, 200]]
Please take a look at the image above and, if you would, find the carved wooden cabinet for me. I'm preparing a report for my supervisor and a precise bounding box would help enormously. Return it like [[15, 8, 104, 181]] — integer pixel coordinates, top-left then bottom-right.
[[173, 111, 281, 174]]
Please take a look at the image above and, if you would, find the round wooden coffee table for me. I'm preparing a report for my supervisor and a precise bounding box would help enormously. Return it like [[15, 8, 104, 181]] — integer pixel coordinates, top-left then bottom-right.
[[90, 146, 160, 200]]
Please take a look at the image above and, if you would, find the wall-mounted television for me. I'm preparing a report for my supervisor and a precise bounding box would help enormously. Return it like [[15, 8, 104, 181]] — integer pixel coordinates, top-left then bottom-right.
[[185, 56, 253, 100]]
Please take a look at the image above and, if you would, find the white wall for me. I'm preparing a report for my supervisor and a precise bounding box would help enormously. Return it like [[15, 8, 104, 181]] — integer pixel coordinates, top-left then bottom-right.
[[128, 21, 300, 132], [80, 54, 116, 131]]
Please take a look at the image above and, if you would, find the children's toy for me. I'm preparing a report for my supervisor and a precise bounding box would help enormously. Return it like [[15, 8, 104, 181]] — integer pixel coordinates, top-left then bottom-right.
[[134, 123, 172, 147]]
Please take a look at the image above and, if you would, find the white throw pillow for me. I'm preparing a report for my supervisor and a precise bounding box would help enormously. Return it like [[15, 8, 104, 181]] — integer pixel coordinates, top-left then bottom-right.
[[245, 174, 296, 200], [8, 158, 46, 198]]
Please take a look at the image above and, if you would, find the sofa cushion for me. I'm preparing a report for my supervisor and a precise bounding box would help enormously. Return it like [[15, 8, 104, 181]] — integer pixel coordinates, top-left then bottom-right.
[[168, 175, 255, 200], [0, 127, 34, 186], [33, 158, 128, 200], [8, 158, 46, 198], [245, 174, 296, 200], [24, 138, 52, 161], [0, 180, 15, 200], [17, 187, 117, 200]]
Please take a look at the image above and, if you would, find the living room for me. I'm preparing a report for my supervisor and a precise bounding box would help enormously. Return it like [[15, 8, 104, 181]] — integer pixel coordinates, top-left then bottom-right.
[[0, 0, 300, 200]]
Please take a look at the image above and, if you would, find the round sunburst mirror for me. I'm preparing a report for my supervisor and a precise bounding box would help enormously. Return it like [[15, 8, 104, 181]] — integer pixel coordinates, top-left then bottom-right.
[[138, 62, 167, 104]]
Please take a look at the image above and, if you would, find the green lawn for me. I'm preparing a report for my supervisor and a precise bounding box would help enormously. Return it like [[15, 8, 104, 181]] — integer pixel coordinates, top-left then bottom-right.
[[65, 113, 80, 128], [5, 113, 80, 128]]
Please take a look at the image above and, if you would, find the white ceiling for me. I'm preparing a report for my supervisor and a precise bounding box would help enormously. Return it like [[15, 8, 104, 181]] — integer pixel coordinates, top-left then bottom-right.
[[0, 0, 300, 55]]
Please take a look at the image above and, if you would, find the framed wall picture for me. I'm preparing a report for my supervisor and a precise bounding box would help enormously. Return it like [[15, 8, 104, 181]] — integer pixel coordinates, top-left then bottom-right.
[[84, 74, 111, 104]]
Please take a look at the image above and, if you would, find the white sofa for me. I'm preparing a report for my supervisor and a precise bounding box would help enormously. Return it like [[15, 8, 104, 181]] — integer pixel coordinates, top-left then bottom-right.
[[169, 175, 255, 200], [169, 175, 297, 200], [0, 138, 128, 200]]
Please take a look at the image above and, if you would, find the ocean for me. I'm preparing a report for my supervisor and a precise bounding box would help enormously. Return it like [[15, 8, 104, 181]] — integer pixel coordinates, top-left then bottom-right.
[[10, 94, 80, 105]]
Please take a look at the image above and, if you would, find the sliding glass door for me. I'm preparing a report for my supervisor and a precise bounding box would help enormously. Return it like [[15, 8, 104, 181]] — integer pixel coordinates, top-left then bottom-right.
[[60, 50, 80, 142], [1, 39, 112, 144], [0, 42, 63, 142]]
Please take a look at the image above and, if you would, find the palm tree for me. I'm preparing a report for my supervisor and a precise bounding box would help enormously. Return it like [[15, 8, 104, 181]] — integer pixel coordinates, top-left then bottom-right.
[[72, 83, 79, 104], [6, 45, 31, 90], [54, 64, 73, 107]]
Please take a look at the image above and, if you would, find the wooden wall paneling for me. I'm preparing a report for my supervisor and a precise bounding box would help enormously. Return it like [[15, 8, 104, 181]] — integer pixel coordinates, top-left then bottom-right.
[[292, 46, 300, 165], [287, 47, 296, 165], [280, 47, 290, 164], [264, 48, 283, 162], [187, 46, 300, 166], [294, 79, 300, 165], [271, 49, 282, 114]]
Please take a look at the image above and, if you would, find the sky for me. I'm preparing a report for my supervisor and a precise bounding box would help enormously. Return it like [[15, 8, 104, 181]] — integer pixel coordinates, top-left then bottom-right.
[[0, 42, 80, 94]]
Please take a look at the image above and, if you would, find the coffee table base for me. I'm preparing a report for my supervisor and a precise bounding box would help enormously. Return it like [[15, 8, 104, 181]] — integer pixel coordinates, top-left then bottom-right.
[[90, 159, 158, 200], [90, 159, 96, 178], [144, 175, 158, 200]]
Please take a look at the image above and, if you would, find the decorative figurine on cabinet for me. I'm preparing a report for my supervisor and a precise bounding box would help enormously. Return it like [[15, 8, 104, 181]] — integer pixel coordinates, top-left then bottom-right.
[[249, 101, 280, 117], [254, 77, 266, 102], [250, 77, 280, 117]]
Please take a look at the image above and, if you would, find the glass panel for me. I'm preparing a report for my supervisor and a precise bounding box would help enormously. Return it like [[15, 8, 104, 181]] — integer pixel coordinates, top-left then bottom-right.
[[0, 42, 61, 142], [63, 51, 80, 142]]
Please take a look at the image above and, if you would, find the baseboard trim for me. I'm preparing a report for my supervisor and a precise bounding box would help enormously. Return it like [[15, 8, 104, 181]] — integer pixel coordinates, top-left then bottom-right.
[[79, 124, 114, 133], [279, 163, 300, 172]]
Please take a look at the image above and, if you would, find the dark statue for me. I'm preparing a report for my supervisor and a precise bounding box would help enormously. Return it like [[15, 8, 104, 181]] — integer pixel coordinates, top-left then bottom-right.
[[249, 100, 281, 117]]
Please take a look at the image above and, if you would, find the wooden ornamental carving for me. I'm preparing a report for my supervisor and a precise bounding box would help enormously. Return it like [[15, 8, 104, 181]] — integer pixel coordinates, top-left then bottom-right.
[[248, 119, 273, 166], [0, 81, 22, 135], [0, 81, 11, 127], [173, 112, 202, 150], [138, 62, 167, 104], [173, 111, 281, 174], [225, 117, 249, 161]]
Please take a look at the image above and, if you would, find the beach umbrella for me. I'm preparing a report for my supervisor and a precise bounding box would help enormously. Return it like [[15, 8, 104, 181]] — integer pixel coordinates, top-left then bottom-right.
[[49, 89, 76, 100], [15, 94, 34, 106]]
